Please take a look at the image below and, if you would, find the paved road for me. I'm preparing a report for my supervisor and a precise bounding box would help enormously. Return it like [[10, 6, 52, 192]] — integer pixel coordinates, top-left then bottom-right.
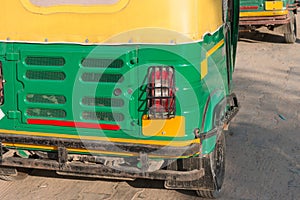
[[1, 22, 300, 200]]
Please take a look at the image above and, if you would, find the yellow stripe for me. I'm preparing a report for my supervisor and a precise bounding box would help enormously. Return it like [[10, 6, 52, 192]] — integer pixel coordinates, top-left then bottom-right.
[[3, 142, 135, 157], [67, 147, 195, 159], [3, 143, 57, 151], [2, 142, 198, 159], [0, 129, 200, 147], [240, 10, 288, 17], [201, 59, 208, 79], [201, 39, 225, 79], [68, 147, 136, 157], [206, 39, 225, 57]]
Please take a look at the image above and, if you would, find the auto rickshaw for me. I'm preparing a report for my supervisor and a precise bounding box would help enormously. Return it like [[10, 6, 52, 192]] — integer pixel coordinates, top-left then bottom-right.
[[0, 0, 239, 198], [239, 0, 299, 43]]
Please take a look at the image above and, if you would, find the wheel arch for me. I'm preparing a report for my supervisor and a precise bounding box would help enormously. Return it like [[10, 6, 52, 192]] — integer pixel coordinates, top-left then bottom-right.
[[200, 90, 227, 155]]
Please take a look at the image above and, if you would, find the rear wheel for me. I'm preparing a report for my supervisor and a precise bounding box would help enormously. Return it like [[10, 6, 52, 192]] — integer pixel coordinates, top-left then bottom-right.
[[284, 12, 297, 43], [196, 131, 226, 198]]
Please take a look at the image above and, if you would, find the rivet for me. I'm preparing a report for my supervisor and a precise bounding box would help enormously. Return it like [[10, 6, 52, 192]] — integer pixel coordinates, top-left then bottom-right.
[[130, 59, 136, 65], [113, 88, 122, 96], [127, 88, 133, 95]]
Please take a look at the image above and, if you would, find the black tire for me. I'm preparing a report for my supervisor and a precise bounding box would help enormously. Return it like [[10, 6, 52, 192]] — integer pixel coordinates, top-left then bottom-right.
[[196, 131, 226, 198], [196, 190, 217, 199], [284, 12, 297, 44]]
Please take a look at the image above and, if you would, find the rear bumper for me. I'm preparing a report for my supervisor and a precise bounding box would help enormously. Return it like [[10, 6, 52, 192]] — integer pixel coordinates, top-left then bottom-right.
[[0, 132, 205, 181], [0, 156, 205, 182], [239, 13, 290, 26]]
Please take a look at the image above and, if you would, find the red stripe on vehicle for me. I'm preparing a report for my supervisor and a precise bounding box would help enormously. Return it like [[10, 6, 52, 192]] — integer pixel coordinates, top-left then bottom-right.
[[27, 119, 120, 131], [240, 6, 259, 10]]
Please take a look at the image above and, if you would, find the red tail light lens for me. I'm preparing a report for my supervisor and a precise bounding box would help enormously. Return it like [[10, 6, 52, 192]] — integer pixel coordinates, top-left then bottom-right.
[[147, 66, 175, 119], [240, 6, 259, 10]]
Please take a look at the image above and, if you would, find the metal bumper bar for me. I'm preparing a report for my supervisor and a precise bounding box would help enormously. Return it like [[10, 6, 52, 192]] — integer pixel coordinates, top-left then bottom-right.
[[0, 155, 204, 181], [239, 14, 290, 26], [0, 133, 203, 181]]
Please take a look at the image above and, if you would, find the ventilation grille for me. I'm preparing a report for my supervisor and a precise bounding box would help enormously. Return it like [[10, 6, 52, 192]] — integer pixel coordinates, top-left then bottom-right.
[[82, 97, 124, 107], [26, 70, 66, 80], [25, 56, 65, 66], [82, 111, 124, 122], [81, 73, 123, 83], [82, 58, 124, 68], [27, 94, 66, 104], [22, 54, 128, 127], [27, 108, 66, 118]]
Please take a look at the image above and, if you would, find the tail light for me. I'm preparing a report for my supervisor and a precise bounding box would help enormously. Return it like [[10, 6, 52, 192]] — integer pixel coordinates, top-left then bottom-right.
[[147, 66, 175, 119]]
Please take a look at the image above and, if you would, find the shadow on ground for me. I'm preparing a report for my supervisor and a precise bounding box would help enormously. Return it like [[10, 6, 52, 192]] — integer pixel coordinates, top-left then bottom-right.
[[239, 30, 300, 44]]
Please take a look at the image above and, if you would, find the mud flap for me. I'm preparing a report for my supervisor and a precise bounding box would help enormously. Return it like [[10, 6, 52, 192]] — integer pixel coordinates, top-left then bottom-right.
[[274, 23, 290, 34], [164, 157, 215, 191]]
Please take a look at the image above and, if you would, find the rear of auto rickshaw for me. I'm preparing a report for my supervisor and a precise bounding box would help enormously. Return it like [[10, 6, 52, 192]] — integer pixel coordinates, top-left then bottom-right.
[[0, 0, 239, 198], [239, 0, 300, 43]]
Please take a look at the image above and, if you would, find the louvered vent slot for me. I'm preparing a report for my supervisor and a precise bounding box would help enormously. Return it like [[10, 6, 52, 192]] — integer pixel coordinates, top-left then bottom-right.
[[82, 111, 124, 122], [26, 70, 66, 80], [81, 73, 123, 83], [27, 108, 66, 118], [82, 58, 124, 68], [27, 94, 66, 104], [25, 56, 65, 66], [82, 97, 124, 107]]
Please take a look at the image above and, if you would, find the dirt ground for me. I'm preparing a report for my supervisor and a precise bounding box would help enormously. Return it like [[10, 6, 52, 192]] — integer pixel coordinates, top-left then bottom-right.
[[1, 21, 300, 200]]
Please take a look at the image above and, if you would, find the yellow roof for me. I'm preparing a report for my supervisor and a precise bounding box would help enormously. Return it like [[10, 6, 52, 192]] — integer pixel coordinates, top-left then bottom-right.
[[1, 0, 223, 44]]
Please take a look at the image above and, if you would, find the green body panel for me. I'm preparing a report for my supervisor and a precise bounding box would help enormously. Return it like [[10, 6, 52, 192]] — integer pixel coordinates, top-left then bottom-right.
[[1, 33, 222, 144], [200, 0, 240, 154]]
